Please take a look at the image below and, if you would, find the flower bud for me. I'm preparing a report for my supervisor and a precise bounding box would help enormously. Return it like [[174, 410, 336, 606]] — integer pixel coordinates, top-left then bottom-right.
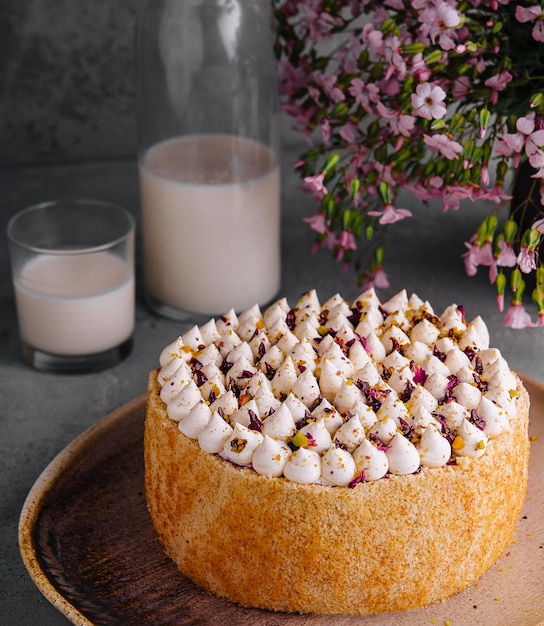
[[485, 214, 498, 238], [378, 181, 392, 204], [495, 271, 506, 295], [537, 266, 544, 287], [511, 268, 525, 301], [479, 108, 491, 133], [324, 152, 340, 174], [496, 160, 509, 184], [350, 178, 361, 198], [525, 228, 541, 248], [374, 245, 385, 266], [532, 285, 544, 312], [503, 218, 518, 243]]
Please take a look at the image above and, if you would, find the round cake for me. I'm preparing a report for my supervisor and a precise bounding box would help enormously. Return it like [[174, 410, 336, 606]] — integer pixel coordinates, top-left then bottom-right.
[[144, 288, 530, 615]]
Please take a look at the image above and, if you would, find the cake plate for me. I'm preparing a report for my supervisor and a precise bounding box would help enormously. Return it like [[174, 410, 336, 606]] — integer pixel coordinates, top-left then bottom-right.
[[19, 374, 544, 626]]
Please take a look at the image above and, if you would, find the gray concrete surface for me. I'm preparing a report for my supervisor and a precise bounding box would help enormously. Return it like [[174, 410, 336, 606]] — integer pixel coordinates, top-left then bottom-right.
[[1, 155, 543, 625], [2, 2, 543, 624]]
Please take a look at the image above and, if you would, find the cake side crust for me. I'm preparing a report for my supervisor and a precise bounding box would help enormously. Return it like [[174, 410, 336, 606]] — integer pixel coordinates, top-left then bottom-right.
[[144, 369, 530, 615]]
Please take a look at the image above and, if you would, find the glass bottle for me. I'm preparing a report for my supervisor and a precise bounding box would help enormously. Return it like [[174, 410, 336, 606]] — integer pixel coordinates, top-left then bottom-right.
[[136, 0, 281, 320]]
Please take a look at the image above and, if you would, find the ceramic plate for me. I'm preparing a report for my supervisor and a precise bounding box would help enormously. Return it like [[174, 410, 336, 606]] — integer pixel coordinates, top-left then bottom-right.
[[19, 375, 544, 626]]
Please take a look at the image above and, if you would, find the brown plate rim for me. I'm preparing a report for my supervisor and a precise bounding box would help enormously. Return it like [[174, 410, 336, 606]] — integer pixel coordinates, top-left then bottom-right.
[[18, 375, 544, 626], [18, 394, 146, 626]]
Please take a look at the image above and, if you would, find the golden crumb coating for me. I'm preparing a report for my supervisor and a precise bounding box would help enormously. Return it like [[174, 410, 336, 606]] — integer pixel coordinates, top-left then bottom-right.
[[144, 369, 530, 615]]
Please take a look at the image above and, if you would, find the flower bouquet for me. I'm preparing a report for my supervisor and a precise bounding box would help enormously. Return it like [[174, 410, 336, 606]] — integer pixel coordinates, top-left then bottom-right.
[[273, 0, 544, 327]]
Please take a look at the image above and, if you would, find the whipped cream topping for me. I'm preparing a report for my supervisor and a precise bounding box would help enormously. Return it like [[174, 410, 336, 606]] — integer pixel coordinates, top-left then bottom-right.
[[156, 289, 519, 486]]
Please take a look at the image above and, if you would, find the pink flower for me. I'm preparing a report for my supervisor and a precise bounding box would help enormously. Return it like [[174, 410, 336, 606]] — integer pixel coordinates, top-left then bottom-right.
[[463, 238, 493, 276], [440, 185, 474, 211], [303, 213, 328, 234], [532, 20, 544, 43], [494, 137, 515, 158], [517, 246, 538, 273], [485, 70, 513, 92], [348, 78, 379, 112], [503, 303, 535, 329], [528, 148, 544, 171], [496, 240, 517, 267], [374, 269, 390, 289], [383, 34, 406, 80], [499, 114, 544, 168], [321, 118, 332, 145], [501, 132, 525, 154], [397, 114, 416, 136], [376, 101, 416, 137], [480, 164, 490, 186], [532, 217, 544, 234], [384, 0, 404, 9], [300, 4, 344, 41], [411, 53, 432, 82], [451, 75, 470, 100], [515, 5, 542, 23], [423, 133, 463, 159], [362, 267, 390, 290], [411, 83, 447, 120], [368, 203, 412, 224], [275, 0, 544, 330], [488, 259, 498, 284], [362, 24, 384, 56], [418, 1, 461, 46], [339, 122, 357, 143], [477, 241, 494, 266], [303, 172, 328, 198], [336, 230, 357, 261], [314, 73, 345, 104], [379, 75, 401, 97], [279, 60, 308, 97]]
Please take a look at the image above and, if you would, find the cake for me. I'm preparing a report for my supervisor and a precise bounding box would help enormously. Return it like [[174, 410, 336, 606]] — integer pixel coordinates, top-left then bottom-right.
[[144, 288, 530, 615]]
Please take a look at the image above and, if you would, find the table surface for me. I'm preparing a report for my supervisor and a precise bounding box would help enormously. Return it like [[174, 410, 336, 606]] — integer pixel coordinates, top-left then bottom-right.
[[2, 152, 543, 625]]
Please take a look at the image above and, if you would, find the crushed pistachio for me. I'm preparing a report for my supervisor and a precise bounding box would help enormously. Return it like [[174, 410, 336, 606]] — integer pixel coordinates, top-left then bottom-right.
[[291, 432, 309, 448], [452, 435, 465, 450]]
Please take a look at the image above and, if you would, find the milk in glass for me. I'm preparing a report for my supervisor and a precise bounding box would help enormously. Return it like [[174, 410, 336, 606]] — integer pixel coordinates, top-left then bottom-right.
[[139, 134, 280, 315]]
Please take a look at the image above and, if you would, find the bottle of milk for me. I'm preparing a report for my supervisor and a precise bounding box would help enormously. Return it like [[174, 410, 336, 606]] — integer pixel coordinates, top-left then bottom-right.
[[136, 0, 281, 319]]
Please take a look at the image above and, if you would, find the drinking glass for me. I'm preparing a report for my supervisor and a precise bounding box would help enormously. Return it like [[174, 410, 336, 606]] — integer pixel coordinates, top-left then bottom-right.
[[7, 198, 135, 373], [136, 0, 281, 319]]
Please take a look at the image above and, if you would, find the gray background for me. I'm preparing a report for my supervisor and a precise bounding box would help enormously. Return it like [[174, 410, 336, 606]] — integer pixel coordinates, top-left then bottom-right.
[[1, 2, 543, 625], [1, 0, 139, 167]]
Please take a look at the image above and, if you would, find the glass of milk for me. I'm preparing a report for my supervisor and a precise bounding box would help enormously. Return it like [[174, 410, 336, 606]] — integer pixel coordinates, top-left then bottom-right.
[[6, 198, 135, 373], [136, 0, 281, 319]]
